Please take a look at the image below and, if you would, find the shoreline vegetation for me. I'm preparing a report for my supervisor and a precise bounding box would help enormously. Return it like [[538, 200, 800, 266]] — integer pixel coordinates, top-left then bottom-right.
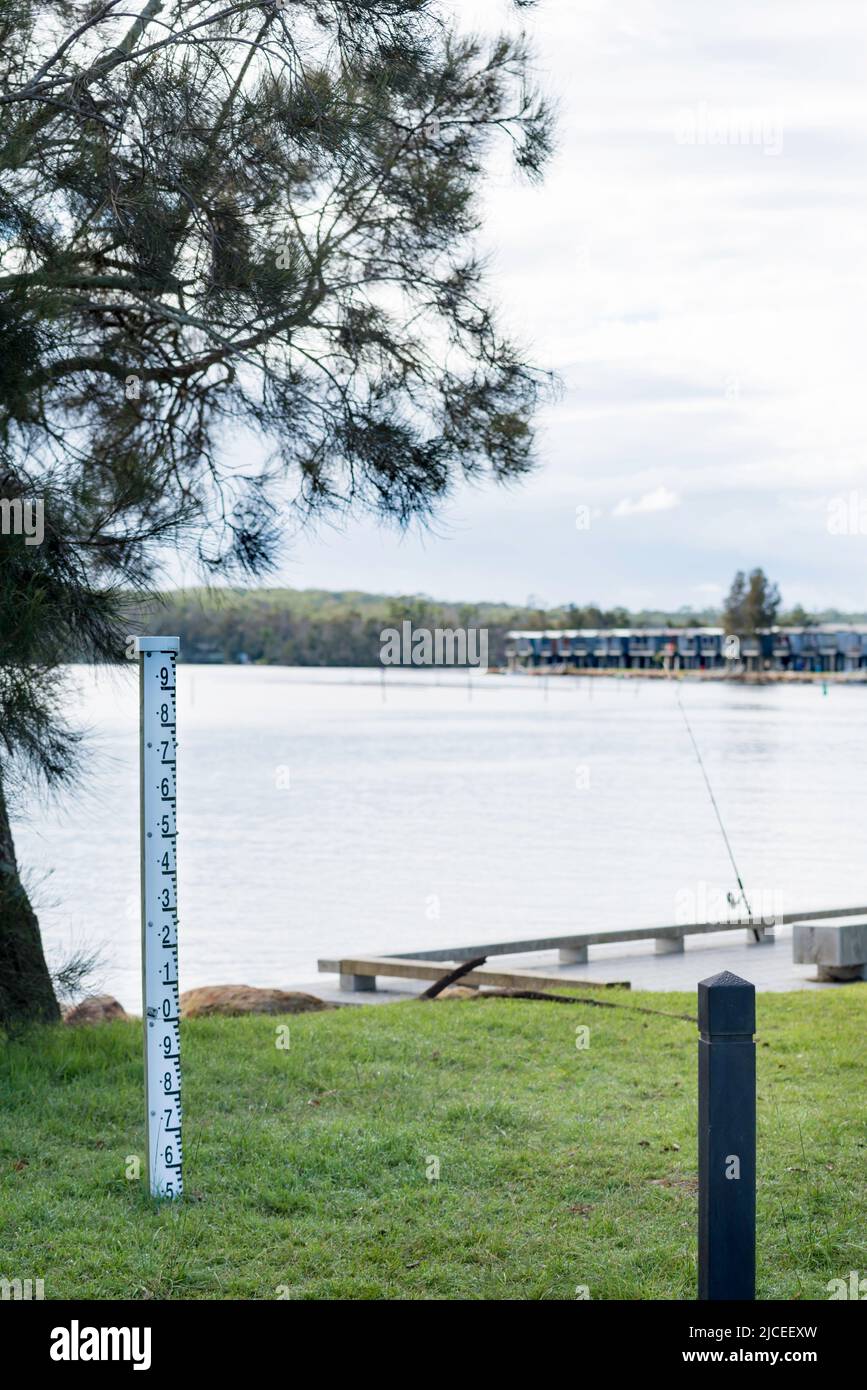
[[136, 587, 867, 671]]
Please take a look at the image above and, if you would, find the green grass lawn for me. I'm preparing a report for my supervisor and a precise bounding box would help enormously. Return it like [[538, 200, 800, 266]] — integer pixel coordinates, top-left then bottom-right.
[[1, 988, 865, 1300]]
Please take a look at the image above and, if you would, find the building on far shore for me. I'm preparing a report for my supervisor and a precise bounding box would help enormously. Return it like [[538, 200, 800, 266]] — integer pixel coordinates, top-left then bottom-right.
[[504, 625, 867, 674]]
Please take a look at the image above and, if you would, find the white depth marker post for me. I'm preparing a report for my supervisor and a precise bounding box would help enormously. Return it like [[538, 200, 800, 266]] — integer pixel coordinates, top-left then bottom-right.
[[136, 637, 183, 1198]]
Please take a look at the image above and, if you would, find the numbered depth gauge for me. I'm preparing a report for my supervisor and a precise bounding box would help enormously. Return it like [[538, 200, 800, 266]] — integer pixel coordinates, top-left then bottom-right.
[[136, 637, 183, 1199]]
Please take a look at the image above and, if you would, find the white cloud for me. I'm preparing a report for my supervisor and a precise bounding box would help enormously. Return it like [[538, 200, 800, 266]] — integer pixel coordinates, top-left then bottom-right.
[[612, 487, 681, 517]]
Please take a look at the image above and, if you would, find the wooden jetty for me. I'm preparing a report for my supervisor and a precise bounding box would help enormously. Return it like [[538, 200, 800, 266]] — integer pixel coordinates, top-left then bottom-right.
[[318, 906, 867, 994]]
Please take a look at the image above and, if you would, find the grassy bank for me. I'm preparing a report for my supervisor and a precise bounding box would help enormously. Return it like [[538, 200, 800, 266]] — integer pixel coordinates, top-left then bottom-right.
[[1, 989, 865, 1300]]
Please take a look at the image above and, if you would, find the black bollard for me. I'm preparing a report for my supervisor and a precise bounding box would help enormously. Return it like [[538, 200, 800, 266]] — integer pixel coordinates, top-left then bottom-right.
[[697, 970, 756, 1300]]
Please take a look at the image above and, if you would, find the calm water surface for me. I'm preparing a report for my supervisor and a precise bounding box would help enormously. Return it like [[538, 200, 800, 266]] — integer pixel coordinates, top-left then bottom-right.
[[12, 666, 867, 1011]]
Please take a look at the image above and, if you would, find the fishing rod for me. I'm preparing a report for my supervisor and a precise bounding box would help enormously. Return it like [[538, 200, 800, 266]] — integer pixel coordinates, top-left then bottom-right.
[[674, 684, 760, 942]]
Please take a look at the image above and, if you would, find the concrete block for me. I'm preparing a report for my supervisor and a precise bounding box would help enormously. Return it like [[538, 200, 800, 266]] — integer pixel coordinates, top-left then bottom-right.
[[793, 921, 867, 968]]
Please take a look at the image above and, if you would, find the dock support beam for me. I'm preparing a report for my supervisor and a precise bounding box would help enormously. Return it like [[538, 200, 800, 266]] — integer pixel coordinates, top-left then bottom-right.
[[747, 924, 775, 945], [698, 971, 756, 1300], [654, 935, 684, 954], [340, 972, 376, 992]]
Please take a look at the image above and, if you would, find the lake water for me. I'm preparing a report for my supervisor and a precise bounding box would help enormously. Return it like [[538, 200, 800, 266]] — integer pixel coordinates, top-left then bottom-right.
[[11, 666, 867, 1012]]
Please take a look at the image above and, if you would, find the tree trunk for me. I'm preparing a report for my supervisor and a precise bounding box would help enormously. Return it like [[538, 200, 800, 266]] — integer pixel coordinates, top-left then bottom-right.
[[0, 774, 60, 1026]]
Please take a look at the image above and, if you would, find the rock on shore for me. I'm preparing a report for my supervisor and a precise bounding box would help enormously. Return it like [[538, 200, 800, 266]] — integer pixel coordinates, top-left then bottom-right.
[[63, 995, 129, 1026], [179, 985, 335, 1018]]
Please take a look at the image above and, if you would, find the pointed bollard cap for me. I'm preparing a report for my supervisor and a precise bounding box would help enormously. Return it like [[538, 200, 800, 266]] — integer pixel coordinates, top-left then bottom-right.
[[698, 971, 755, 1039]]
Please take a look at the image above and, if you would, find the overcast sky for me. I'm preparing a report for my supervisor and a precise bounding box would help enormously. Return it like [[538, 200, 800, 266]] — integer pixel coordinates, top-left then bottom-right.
[[257, 0, 867, 610]]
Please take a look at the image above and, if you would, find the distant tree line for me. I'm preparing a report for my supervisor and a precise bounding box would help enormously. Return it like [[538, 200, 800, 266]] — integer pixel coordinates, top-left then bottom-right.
[[134, 574, 852, 667], [134, 589, 525, 666]]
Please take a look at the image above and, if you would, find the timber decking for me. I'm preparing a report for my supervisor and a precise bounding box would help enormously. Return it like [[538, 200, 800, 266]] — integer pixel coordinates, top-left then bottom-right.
[[316, 955, 629, 992], [387, 907, 867, 963]]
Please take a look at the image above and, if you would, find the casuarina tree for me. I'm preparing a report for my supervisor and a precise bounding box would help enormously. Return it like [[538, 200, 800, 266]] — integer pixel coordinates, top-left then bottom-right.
[[0, 0, 554, 1023]]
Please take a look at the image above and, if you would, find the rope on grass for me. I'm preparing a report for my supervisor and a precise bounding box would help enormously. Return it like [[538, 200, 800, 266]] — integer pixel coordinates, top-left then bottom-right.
[[471, 987, 696, 1024]]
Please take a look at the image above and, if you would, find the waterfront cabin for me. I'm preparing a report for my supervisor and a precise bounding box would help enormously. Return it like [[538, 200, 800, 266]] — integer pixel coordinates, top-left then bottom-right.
[[504, 623, 867, 674]]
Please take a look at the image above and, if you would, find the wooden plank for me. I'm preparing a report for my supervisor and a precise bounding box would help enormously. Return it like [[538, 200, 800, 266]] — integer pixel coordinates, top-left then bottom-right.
[[318, 956, 629, 991], [389, 906, 867, 963]]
